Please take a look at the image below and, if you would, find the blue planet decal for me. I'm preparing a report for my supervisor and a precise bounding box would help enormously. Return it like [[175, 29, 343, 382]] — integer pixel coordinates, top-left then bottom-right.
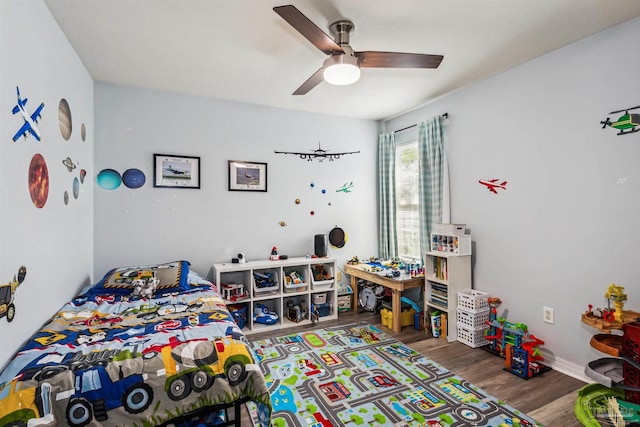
[[122, 168, 146, 189], [73, 177, 80, 199], [97, 169, 121, 190]]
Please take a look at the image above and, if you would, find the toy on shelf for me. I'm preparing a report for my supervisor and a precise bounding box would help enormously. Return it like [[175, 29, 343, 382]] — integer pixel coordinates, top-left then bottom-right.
[[582, 283, 640, 332], [221, 283, 248, 302], [253, 303, 278, 325], [605, 283, 627, 322], [484, 297, 547, 379]]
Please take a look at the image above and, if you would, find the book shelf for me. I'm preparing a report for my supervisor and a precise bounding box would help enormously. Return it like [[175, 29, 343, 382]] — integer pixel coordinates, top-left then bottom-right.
[[425, 248, 472, 342]]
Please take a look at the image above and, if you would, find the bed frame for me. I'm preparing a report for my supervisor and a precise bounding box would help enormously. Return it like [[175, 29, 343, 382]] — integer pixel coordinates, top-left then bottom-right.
[[160, 396, 251, 427]]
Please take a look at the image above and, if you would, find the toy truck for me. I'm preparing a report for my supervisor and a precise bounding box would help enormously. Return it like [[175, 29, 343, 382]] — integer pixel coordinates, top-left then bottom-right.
[[0, 266, 27, 322], [0, 380, 53, 426], [64, 365, 153, 426]]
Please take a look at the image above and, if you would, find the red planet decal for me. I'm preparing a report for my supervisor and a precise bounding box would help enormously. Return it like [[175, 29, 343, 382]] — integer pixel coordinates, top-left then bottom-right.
[[29, 153, 49, 208]]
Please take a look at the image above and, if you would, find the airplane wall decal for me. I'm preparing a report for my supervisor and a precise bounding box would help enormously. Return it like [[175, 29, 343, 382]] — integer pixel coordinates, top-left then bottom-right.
[[275, 142, 360, 162], [479, 179, 507, 194], [336, 182, 354, 193], [12, 86, 44, 142]]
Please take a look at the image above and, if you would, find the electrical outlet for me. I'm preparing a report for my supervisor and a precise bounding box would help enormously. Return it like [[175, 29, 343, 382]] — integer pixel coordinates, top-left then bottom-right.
[[543, 306, 554, 324]]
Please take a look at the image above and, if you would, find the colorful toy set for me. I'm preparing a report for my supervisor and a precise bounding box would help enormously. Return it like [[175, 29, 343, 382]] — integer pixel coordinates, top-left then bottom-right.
[[577, 283, 640, 425], [484, 298, 547, 379]]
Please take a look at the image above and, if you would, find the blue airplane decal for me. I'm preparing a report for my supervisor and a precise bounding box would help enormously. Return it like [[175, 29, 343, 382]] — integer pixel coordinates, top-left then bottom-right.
[[12, 86, 45, 142]]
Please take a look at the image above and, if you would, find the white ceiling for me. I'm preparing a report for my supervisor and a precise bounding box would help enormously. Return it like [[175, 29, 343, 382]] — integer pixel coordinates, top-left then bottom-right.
[[44, 0, 640, 121]]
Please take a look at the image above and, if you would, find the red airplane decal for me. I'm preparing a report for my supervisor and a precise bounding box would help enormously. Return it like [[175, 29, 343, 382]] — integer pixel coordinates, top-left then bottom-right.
[[479, 179, 507, 194]]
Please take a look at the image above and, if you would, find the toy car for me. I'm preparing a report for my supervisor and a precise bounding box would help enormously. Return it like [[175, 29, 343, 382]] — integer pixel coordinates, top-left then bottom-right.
[[253, 303, 278, 325]]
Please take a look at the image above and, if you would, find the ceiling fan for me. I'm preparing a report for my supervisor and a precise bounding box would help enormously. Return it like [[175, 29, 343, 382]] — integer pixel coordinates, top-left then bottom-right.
[[273, 4, 444, 95]]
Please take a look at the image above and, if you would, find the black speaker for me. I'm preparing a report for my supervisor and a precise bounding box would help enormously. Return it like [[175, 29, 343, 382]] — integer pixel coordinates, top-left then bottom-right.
[[314, 234, 328, 257]]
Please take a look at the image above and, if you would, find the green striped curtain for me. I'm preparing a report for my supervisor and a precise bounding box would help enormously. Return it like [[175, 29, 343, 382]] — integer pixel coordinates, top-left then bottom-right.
[[377, 132, 397, 259], [418, 116, 446, 257]]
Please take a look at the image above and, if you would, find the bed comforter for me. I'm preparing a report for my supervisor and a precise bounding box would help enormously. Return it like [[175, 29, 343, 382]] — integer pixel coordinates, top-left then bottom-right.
[[0, 261, 271, 426]]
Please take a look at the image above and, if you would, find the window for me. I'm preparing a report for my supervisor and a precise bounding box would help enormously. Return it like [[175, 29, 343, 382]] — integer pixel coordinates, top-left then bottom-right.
[[395, 140, 420, 259]]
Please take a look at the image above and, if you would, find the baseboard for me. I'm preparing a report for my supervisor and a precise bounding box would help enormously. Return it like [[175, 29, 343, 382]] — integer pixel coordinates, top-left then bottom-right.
[[540, 349, 591, 384]]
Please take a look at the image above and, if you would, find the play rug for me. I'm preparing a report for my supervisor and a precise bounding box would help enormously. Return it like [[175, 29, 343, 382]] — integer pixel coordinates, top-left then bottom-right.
[[247, 323, 541, 426]]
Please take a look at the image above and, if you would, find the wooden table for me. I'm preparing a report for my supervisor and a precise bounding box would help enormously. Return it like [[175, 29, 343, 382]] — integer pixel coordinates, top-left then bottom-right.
[[344, 263, 424, 332]]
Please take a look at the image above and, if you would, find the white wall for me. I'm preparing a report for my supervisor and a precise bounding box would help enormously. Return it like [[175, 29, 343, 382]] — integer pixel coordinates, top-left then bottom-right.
[[385, 16, 640, 375], [0, 0, 94, 368], [94, 84, 379, 283]]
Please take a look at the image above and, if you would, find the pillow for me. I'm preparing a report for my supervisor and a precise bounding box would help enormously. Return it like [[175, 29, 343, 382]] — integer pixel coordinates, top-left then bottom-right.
[[88, 260, 190, 296]]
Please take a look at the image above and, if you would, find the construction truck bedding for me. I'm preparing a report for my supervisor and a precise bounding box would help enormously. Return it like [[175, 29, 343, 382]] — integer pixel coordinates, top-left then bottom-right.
[[0, 260, 271, 426]]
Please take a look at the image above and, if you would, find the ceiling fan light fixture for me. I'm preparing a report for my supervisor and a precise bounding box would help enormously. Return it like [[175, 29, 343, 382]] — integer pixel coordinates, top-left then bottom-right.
[[323, 55, 360, 86]]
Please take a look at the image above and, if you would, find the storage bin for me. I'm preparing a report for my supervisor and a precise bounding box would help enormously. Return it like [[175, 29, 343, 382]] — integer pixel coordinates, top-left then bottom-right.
[[227, 303, 248, 329], [312, 293, 326, 304], [430, 233, 471, 255], [314, 302, 331, 317], [283, 269, 307, 293], [253, 270, 279, 294], [311, 265, 334, 290], [457, 308, 490, 330], [457, 289, 490, 312], [435, 223, 466, 236], [380, 307, 416, 329], [337, 294, 352, 312], [457, 323, 489, 348], [284, 273, 307, 293]]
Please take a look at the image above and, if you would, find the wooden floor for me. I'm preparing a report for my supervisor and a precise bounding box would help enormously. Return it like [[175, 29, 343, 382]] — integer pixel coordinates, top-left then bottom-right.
[[240, 310, 587, 426]]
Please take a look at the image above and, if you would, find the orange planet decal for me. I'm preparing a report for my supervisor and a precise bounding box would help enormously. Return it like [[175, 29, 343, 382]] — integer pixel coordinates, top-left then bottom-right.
[[28, 153, 49, 208]]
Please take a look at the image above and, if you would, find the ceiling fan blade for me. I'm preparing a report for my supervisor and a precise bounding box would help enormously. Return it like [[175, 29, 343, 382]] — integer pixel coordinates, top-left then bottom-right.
[[293, 68, 325, 95], [274, 5, 344, 55], [357, 51, 443, 69]]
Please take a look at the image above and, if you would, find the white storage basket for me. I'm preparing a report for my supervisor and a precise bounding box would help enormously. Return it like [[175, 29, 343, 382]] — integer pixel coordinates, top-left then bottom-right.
[[457, 289, 490, 312], [457, 323, 489, 348]]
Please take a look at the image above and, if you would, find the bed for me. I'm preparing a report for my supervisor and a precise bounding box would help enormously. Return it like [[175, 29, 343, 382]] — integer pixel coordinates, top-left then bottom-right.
[[0, 260, 271, 427]]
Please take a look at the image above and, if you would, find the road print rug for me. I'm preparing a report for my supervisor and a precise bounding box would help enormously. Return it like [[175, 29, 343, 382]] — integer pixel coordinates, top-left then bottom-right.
[[247, 323, 540, 426]]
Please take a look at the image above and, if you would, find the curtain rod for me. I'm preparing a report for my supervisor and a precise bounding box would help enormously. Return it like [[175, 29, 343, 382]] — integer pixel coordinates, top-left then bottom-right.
[[394, 113, 448, 133]]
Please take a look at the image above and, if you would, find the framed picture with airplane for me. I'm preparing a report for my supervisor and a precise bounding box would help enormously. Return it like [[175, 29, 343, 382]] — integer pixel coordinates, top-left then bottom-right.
[[153, 154, 201, 189], [228, 160, 267, 192]]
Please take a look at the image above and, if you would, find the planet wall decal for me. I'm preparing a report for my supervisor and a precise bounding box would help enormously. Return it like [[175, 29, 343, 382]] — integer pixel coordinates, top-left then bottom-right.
[[81, 123, 86, 141], [97, 169, 122, 190], [64, 191, 69, 205], [122, 168, 146, 189], [80, 169, 87, 183], [62, 156, 77, 172], [28, 153, 49, 208], [58, 98, 72, 141], [73, 177, 80, 199]]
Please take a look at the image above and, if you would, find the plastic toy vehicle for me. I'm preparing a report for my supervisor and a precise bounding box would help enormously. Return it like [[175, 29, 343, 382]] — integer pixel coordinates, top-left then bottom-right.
[[253, 303, 278, 325]]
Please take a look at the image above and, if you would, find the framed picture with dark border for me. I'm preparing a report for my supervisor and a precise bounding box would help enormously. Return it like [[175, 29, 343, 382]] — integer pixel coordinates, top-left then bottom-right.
[[228, 160, 267, 192], [153, 154, 201, 189]]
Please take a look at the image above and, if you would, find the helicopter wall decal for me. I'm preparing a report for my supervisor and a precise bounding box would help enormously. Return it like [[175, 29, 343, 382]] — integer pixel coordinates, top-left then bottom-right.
[[601, 105, 640, 135], [274, 142, 360, 162]]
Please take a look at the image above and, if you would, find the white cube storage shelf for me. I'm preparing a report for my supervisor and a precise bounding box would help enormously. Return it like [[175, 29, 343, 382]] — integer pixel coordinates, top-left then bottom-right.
[[213, 257, 337, 334], [430, 233, 471, 256]]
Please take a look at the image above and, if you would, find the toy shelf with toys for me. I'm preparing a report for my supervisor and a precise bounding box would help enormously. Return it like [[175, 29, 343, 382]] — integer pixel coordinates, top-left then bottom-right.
[[425, 228, 472, 342], [213, 257, 337, 335], [575, 283, 640, 426], [456, 293, 550, 380]]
